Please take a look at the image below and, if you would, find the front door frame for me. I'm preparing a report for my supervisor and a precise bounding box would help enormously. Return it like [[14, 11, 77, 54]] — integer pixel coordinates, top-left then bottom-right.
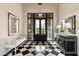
[[33, 18, 47, 41], [27, 13, 53, 41]]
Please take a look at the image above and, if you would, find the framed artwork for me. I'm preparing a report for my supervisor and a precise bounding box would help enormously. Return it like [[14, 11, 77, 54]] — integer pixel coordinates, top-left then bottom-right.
[[65, 15, 76, 34], [8, 12, 19, 36]]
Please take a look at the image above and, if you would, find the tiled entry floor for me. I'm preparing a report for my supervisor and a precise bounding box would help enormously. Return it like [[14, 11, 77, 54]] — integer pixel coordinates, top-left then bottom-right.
[[8, 41, 65, 56]]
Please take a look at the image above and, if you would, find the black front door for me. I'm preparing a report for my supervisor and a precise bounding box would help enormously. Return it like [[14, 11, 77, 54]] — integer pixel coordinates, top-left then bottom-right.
[[34, 19, 47, 41]]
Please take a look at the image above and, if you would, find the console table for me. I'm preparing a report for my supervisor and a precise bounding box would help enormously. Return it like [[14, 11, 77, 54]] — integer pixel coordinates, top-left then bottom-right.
[[55, 34, 77, 56]]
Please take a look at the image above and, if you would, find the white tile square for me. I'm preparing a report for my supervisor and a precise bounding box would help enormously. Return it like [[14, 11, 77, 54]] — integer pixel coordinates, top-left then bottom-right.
[[58, 53, 65, 56], [54, 48, 61, 53], [24, 45, 29, 47], [28, 48, 35, 52], [25, 53, 34, 56], [53, 44, 57, 48], [20, 48, 26, 52], [36, 53, 44, 56], [31, 45, 35, 47], [27, 43, 30, 44], [14, 53, 23, 56], [32, 42, 36, 45], [46, 49, 52, 52], [46, 45, 50, 47], [47, 53, 56, 56]]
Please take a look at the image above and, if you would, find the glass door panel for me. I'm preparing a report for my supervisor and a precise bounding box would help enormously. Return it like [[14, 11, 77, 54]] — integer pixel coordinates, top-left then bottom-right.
[[35, 19, 40, 34], [34, 19, 47, 41], [27, 19, 33, 40], [41, 19, 45, 34], [47, 19, 53, 40]]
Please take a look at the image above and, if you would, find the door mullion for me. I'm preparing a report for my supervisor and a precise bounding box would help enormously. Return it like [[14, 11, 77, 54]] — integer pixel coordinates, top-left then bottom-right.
[[40, 19, 41, 35]]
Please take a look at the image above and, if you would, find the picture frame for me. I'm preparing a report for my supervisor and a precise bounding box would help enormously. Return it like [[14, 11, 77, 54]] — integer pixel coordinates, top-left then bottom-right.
[[65, 15, 76, 34], [8, 12, 19, 36]]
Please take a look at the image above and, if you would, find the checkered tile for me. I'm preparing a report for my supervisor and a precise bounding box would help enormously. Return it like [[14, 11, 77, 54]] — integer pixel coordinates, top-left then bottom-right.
[[7, 41, 65, 56]]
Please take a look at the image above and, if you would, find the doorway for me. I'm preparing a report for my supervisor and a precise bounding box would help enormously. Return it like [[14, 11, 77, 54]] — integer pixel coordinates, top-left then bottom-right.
[[27, 13, 53, 41], [34, 19, 47, 41]]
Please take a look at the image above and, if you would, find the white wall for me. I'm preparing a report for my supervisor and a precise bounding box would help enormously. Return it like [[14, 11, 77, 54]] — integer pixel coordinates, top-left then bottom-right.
[[23, 3, 58, 40], [59, 3, 79, 17], [0, 3, 23, 55], [0, 3, 23, 38], [58, 3, 79, 55]]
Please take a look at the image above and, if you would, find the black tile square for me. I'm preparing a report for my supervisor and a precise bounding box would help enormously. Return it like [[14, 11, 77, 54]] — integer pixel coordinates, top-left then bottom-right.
[[16, 50, 20, 54], [12, 51, 15, 55], [3, 54, 8, 56], [42, 51, 49, 56], [22, 50, 29, 55], [18, 46, 24, 49], [54, 44, 58, 47], [31, 51, 39, 56], [57, 47, 60, 49], [50, 51, 59, 56], [60, 51, 64, 54], [50, 46, 54, 49]]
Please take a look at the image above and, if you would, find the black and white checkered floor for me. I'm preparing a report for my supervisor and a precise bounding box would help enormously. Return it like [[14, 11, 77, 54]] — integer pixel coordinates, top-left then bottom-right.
[[8, 41, 65, 56]]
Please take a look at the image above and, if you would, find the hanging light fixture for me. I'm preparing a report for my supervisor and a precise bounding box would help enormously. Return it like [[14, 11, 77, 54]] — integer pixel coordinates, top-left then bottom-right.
[[38, 3, 42, 5], [38, 13, 42, 17]]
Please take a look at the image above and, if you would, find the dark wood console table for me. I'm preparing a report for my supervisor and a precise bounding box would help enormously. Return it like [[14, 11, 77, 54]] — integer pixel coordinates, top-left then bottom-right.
[[55, 34, 77, 56]]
